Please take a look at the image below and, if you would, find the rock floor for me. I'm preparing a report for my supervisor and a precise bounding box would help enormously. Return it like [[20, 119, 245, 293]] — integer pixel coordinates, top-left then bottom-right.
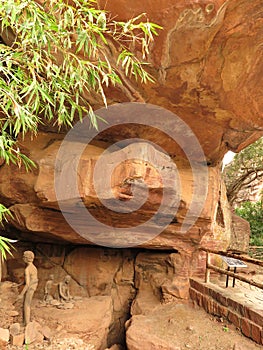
[[1, 275, 262, 350]]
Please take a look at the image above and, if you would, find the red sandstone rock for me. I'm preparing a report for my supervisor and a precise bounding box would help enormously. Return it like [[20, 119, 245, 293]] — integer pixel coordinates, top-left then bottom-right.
[[63, 247, 135, 345], [0, 10, 262, 335], [3, 136, 232, 257], [230, 215, 250, 253], [0, 328, 9, 343], [97, 0, 263, 160], [25, 321, 44, 345], [0, 0, 262, 253], [126, 315, 181, 350], [131, 251, 193, 315], [9, 323, 20, 336], [10, 333, 25, 346]]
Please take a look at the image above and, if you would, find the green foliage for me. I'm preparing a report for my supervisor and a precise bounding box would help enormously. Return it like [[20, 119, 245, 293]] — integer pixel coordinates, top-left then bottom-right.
[[0, 0, 161, 168], [0, 203, 11, 223], [235, 200, 263, 246], [0, 0, 161, 258], [0, 205, 15, 259], [224, 138, 263, 246], [223, 138, 263, 205], [0, 235, 15, 260]]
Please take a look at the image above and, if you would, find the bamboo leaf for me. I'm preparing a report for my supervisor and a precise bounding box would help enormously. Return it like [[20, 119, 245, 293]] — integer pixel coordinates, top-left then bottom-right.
[[0, 0, 160, 178]]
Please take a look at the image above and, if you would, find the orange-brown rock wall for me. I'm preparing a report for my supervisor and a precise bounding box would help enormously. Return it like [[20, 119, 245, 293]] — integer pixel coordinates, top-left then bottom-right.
[[97, 0, 263, 162], [0, 132, 233, 253], [2, 243, 208, 346], [0, 0, 261, 346], [1, 0, 261, 253]]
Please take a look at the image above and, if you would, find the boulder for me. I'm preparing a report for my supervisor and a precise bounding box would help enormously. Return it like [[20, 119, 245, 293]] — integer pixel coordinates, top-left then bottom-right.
[[126, 315, 181, 350], [25, 321, 44, 345], [40, 325, 52, 340], [63, 247, 136, 345], [9, 323, 20, 336], [131, 251, 200, 315], [0, 328, 9, 343], [10, 333, 25, 346], [230, 214, 251, 252]]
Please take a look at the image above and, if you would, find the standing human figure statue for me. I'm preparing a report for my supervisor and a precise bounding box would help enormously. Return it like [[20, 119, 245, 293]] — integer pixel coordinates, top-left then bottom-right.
[[43, 274, 54, 303], [58, 275, 72, 302], [17, 251, 38, 326]]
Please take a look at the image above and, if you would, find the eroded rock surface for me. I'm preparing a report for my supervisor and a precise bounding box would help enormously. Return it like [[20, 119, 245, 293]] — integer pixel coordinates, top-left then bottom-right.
[[0, 134, 232, 256], [0, 0, 261, 253], [125, 302, 261, 350], [96, 0, 263, 160], [2, 244, 207, 346], [0, 281, 113, 350], [1, 2, 262, 349]]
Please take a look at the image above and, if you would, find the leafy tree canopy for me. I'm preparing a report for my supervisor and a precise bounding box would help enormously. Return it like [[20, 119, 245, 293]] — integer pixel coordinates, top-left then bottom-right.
[[223, 137, 263, 205], [235, 200, 263, 246]]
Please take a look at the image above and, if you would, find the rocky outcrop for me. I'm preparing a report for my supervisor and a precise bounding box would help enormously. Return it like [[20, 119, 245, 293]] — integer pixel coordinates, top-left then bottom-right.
[[131, 251, 202, 314], [62, 247, 136, 345], [1, 0, 262, 348], [0, 281, 113, 349], [2, 243, 208, 346], [0, 0, 262, 250], [97, 0, 263, 162], [0, 133, 232, 256], [0, 0, 262, 249], [230, 214, 251, 252]]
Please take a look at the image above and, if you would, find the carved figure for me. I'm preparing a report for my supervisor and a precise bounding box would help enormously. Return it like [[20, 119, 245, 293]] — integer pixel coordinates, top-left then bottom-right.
[[58, 275, 72, 302], [43, 274, 54, 303], [17, 251, 38, 325]]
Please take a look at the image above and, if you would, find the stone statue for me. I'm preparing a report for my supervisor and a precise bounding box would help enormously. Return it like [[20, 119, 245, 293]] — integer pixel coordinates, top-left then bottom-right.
[[43, 274, 54, 303], [58, 275, 72, 302], [17, 251, 38, 326]]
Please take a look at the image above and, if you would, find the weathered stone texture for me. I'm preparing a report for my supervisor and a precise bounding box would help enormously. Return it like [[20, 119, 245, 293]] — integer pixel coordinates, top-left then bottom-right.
[[97, 0, 263, 159], [0, 10, 262, 349], [1, 136, 232, 256], [230, 214, 251, 253], [1, 0, 262, 253]]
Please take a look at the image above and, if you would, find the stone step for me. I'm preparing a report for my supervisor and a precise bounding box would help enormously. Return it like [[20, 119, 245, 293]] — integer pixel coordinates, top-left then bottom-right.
[[189, 278, 263, 345]]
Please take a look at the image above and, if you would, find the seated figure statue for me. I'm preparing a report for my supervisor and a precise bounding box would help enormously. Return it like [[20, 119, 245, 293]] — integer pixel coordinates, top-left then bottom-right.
[[43, 274, 54, 303], [58, 275, 72, 302]]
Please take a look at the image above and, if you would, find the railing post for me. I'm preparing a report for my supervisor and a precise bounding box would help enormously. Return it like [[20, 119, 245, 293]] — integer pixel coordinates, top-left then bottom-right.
[[205, 252, 211, 283], [200, 247, 263, 290]]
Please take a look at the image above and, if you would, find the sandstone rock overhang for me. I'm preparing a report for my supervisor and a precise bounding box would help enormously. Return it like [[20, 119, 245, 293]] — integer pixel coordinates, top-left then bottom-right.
[[96, 0, 263, 163], [0, 0, 262, 250]]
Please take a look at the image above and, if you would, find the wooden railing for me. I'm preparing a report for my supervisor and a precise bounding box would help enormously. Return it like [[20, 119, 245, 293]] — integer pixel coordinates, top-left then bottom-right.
[[200, 247, 263, 290], [249, 246, 263, 260]]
